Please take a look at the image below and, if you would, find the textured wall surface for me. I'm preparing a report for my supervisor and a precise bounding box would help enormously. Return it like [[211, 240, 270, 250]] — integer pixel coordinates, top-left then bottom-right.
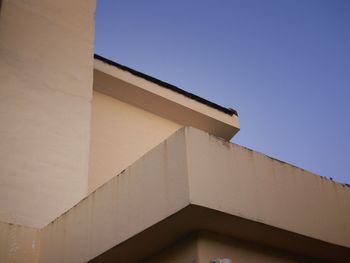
[[39, 129, 190, 262], [0, 222, 40, 263], [36, 128, 350, 262], [88, 91, 182, 192], [146, 232, 320, 263], [197, 232, 320, 263], [185, 127, 350, 248], [0, 0, 96, 228]]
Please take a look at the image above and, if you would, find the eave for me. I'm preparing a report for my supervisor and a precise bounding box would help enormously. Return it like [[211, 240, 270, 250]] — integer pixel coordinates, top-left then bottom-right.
[[93, 55, 240, 140], [91, 205, 350, 263]]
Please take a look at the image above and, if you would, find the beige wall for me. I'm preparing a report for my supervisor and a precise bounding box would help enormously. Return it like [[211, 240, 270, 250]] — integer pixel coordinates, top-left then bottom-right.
[[33, 128, 349, 262], [0, 221, 40, 263], [0, 0, 96, 228], [147, 232, 321, 263], [88, 91, 182, 192], [185, 128, 350, 248], [197, 232, 320, 263], [39, 129, 190, 263], [0, 127, 348, 262]]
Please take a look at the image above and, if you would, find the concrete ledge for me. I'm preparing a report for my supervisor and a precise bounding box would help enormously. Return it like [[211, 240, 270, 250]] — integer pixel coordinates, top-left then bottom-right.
[[14, 127, 349, 262], [93, 59, 240, 140], [185, 127, 350, 248], [39, 129, 190, 263], [91, 205, 350, 263]]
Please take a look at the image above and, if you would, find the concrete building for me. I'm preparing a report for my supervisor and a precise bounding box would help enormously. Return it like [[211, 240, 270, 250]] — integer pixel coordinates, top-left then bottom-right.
[[0, 1, 349, 262]]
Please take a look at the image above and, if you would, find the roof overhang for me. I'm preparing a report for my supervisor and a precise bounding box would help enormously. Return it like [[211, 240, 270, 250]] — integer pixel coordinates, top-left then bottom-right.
[[90, 205, 350, 263], [93, 55, 239, 140]]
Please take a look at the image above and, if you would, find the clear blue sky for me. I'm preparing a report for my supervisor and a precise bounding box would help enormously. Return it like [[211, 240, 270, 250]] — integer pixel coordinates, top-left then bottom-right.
[[95, 0, 350, 184]]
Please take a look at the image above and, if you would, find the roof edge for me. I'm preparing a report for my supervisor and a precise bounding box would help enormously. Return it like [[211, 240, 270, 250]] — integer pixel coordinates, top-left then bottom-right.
[[94, 54, 238, 116]]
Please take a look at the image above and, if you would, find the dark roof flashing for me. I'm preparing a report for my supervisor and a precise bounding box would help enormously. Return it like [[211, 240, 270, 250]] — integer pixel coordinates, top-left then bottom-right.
[[94, 54, 238, 117]]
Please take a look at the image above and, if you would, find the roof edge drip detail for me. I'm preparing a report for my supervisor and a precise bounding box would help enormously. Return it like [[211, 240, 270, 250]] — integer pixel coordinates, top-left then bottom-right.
[[94, 54, 238, 116]]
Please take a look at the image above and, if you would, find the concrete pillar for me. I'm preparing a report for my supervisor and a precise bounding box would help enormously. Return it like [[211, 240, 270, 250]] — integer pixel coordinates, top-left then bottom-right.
[[0, 0, 96, 228]]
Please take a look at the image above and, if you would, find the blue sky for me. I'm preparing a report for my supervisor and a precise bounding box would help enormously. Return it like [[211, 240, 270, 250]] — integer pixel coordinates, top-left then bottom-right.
[[95, 0, 350, 184]]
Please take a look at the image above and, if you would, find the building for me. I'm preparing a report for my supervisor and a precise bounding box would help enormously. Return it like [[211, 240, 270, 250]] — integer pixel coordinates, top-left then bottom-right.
[[0, 1, 349, 262]]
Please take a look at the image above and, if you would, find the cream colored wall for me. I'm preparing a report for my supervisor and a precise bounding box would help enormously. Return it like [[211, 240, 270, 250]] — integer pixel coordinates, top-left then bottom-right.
[[0, 0, 96, 228], [39, 129, 190, 262], [185, 128, 350, 248], [28, 128, 349, 262], [0, 221, 40, 263], [197, 232, 319, 263], [146, 231, 319, 263], [88, 91, 182, 192]]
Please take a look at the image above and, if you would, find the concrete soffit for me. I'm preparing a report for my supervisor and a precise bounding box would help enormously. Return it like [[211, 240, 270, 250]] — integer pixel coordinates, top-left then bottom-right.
[[32, 127, 350, 263], [93, 56, 240, 140]]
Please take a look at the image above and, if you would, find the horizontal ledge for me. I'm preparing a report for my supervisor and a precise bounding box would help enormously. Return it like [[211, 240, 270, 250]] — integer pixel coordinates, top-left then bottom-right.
[[93, 58, 240, 140], [90, 205, 350, 263]]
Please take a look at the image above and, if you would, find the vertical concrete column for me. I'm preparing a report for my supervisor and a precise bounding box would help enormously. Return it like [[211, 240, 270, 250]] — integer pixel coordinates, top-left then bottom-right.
[[0, 0, 96, 228]]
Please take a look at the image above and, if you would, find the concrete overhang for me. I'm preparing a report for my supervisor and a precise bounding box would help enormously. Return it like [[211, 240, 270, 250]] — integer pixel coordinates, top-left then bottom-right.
[[90, 206, 350, 263], [38, 127, 350, 262], [93, 55, 239, 140]]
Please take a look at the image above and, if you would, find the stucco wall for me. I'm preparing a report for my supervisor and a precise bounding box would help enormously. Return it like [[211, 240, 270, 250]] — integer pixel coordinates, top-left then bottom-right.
[[88, 91, 182, 192], [0, 221, 40, 263], [197, 232, 320, 263], [0, 0, 96, 228], [145, 231, 321, 263], [185, 128, 350, 248], [39, 128, 190, 262], [132, 230, 324, 263], [17, 127, 349, 262]]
